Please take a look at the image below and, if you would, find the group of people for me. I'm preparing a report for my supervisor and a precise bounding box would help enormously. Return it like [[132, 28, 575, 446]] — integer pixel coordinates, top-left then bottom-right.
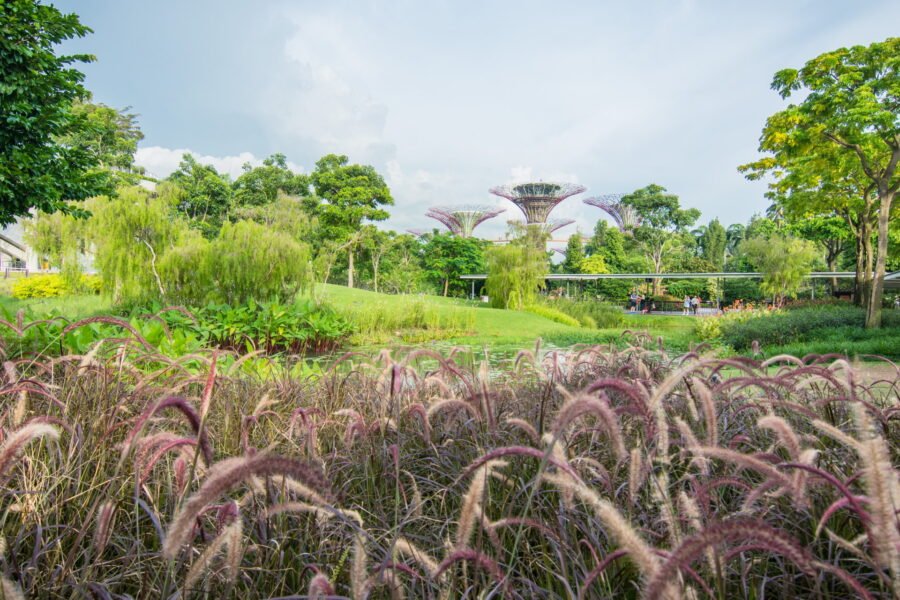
[[627, 292, 655, 313], [682, 295, 702, 315]]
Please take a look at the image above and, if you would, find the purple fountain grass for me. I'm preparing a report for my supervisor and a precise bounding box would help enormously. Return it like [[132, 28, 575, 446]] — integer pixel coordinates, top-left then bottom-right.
[[162, 453, 330, 559], [0, 423, 59, 483], [552, 394, 627, 462]]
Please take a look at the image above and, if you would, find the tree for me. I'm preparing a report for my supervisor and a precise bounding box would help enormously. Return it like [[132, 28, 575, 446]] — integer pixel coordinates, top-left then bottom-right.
[[562, 234, 584, 272], [740, 235, 818, 306], [585, 219, 626, 269], [232, 153, 309, 207], [309, 154, 393, 288], [622, 184, 700, 294], [90, 184, 190, 305], [60, 100, 145, 186], [579, 254, 608, 274], [167, 154, 233, 237], [360, 226, 396, 293], [484, 244, 548, 309], [699, 218, 727, 269], [744, 38, 899, 327], [0, 0, 111, 225], [421, 232, 486, 297], [788, 215, 852, 293]]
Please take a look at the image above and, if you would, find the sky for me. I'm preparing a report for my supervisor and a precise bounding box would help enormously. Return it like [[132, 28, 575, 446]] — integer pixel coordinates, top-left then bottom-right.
[[58, 0, 899, 244]]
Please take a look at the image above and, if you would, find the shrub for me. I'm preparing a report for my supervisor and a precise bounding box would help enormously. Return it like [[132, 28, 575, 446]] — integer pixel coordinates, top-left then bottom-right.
[[524, 304, 581, 327], [334, 295, 475, 343], [693, 315, 722, 341], [720, 305, 900, 350], [12, 274, 102, 299], [548, 299, 625, 329]]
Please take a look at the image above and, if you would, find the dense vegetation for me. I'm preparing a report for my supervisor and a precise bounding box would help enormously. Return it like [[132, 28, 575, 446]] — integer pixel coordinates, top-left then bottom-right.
[[0, 336, 897, 598]]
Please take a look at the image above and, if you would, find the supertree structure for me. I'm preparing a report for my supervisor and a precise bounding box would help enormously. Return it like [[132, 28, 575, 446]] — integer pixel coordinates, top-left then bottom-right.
[[489, 181, 586, 224], [424, 205, 506, 238], [406, 228, 428, 237], [583, 194, 642, 231], [540, 218, 575, 236], [551, 247, 567, 256]]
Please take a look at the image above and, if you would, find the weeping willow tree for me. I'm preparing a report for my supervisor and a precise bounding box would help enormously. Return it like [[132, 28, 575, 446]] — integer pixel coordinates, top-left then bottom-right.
[[90, 183, 189, 305], [485, 223, 550, 309], [24, 204, 95, 291]]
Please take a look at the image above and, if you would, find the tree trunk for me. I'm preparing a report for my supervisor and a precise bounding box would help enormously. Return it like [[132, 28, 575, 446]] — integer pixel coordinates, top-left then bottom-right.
[[866, 191, 895, 328], [443, 277, 449, 297], [862, 227, 873, 310], [853, 227, 865, 305], [372, 256, 380, 293], [347, 249, 354, 289]]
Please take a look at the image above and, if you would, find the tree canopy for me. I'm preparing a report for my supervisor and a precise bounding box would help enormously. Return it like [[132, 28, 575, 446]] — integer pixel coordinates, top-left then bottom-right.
[[0, 0, 110, 225]]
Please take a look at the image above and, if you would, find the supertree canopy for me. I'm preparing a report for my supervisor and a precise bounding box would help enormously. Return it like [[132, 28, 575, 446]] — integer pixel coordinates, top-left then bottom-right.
[[424, 205, 506, 238], [540, 218, 575, 236], [489, 181, 586, 224], [406, 228, 428, 237], [583, 194, 642, 231]]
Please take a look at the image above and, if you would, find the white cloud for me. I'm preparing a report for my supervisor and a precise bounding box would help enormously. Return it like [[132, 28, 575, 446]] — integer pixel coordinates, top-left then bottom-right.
[[135, 146, 303, 180]]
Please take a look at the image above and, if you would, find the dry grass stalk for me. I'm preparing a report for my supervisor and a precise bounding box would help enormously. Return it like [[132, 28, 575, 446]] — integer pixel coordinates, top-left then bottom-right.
[[0, 423, 59, 482], [691, 377, 717, 447], [455, 460, 507, 551], [183, 517, 243, 589], [163, 454, 329, 559], [629, 447, 644, 504], [673, 417, 709, 476], [93, 500, 116, 555], [757, 414, 802, 460], [394, 537, 441, 580]]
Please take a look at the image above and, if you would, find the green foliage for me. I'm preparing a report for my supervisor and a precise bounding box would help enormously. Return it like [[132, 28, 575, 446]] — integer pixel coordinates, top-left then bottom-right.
[[91, 185, 190, 306], [485, 243, 547, 309], [167, 154, 233, 237], [0, 0, 111, 225], [232, 153, 309, 207], [720, 304, 900, 350], [333, 294, 474, 344], [562, 234, 584, 272], [524, 304, 581, 327], [547, 298, 625, 329], [586, 220, 626, 269], [12, 274, 68, 299], [185, 300, 352, 354], [693, 316, 722, 341], [579, 254, 608, 274], [161, 220, 311, 306], [61, 101, 144, 186], [700, 218, 727, 269], [421, 232, 486, 296], [739, 234, 818, 303], [23, 208, 93, 288]]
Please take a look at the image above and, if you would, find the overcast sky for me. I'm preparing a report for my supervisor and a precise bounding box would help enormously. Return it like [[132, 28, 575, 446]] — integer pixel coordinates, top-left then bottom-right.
[[59, 0, 899, 243]]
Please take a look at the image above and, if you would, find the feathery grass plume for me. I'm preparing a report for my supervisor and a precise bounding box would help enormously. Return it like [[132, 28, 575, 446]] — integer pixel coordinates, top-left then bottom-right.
[[543, 433, 575, 509], [455, 459, 507, 550], [1, 577, 24, 600], [266, 501, 333, 529], [643, 518, 817, 600], [691, 377, 717, 448], [163, 454, 329, 559], [678, 491, 715, 573], [852, 403, 900, 593], [402, 470, 423, 520], [351, 532, 368, 600], [654, 399, 670, 465], [183, 516, 243, 590], [811, 418, 862, 451], [694, 446, 794, 494], [651, 471, 681, 545], [757, 414, 802, 460], [0, 423, 59, 482], [121, 396, 213, 466], [394, 537, 442, 580], [504, 417, 540, 445], [426, 398, 480, 423], [629, 447, 645, 504], [673, 417, 709, 476], [307, 573, 335, 598], [552, 394, 627, 462], [543, 472, 661, 583], [93, 500, 116, 556]]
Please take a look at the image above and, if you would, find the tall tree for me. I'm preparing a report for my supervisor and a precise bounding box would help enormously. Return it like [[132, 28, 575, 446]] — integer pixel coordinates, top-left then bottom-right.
[[0, 0, 110, 224], [622, 184, 700, 293], [309, 154, 393, 288], [421, 232, 486, 297], [167, 154, 233, 237], [700, 218, 727, 269], [744, 38, 899, 327], [562, 233, 585, 273], [232, 153, 309, 206], [740, 234, 818, 306], [60, 100, 145, 186]]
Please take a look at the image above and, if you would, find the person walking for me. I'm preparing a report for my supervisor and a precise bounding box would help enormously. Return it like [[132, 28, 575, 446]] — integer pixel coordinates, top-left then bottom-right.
[[691, 295, 700, 315], [629, 291, 638, 312], [682, 295, 690, 316]]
